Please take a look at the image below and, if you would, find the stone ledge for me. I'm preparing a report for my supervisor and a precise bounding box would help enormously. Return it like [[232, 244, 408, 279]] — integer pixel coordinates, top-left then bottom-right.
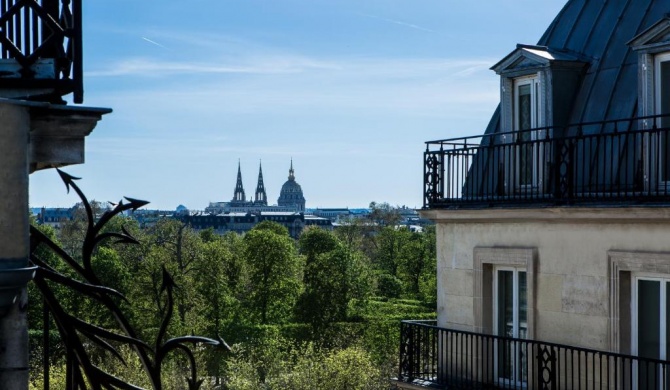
[[390, 378, 443, 389], [421, 206, 670, 224]]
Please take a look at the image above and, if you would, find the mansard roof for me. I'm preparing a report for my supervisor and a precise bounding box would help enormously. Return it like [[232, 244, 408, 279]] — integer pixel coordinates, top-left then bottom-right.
[[485, 0, 670, 128]]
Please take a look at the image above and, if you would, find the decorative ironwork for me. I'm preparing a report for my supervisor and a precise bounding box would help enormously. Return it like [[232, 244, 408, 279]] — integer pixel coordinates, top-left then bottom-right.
[[398, 322, 412, 381], [398, 320, 667, 389], [423, 114, 670, 209], [0, 0, 83, 103], [423, 151, 442, 208], [556, 137, 574, 200], [30, 169, 228, 389], [536, 345, 556, 390]]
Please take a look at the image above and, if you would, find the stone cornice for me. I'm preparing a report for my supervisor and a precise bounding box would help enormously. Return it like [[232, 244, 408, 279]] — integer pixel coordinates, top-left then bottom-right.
[[420, 206, 670, 224]]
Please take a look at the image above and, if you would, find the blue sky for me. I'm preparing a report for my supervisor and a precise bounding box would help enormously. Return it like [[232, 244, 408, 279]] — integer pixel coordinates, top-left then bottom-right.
[[29, 0, 567, 210]]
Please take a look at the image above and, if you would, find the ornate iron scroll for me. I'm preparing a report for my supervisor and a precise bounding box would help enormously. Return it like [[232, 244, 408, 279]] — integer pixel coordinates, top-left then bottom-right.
[[0, 0, 83, 102], [30, 169, 228, 389], [424, 150, 442, 208]]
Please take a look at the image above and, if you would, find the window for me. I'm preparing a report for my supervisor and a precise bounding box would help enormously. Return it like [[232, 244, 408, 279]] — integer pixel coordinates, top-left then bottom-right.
[[473, 247, 535, 337], [494, 267, 528, 384], [473, 248, 535, 387], [630, 18, 670, 190], [609, 251, 670, 389], [632, 277, 670, 389], [655, 53, 670, 184], [514, 76, 542, 189]]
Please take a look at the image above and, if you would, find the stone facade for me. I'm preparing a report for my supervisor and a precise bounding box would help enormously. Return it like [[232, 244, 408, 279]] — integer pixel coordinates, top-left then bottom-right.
[[422, 207, 670, 353]]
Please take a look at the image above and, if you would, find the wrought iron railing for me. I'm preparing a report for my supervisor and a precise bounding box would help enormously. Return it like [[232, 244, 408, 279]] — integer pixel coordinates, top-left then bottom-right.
[[0, 0, 83, 102], [399, 320, 670, 389], [424, 114, 670, 208]]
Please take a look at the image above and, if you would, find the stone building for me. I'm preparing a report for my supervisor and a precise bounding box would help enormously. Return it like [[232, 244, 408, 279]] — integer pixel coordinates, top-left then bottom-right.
[[190, 160, 325, 238], [277, 160, 306, 212], [206, 160, 305, 214], [396, 1, 670, 389]]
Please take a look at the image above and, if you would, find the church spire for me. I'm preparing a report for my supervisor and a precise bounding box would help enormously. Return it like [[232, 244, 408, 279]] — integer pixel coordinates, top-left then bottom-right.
[[232, 160, 246, 204], [254, 160, 267, 206], [288, 158, 295, 181]]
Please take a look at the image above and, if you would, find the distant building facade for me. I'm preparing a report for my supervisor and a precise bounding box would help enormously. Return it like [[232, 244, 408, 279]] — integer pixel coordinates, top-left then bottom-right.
[[188, 160, 327, 238], [36, 206, 76, 228], [176, 211, 332, 239]]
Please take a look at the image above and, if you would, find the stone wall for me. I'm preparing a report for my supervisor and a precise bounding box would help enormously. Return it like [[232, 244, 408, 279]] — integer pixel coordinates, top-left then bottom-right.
[[423, 207, 670, 352]]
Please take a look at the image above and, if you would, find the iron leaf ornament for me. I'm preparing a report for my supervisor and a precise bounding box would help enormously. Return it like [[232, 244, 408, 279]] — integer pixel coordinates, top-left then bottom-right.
[[30, 169, 229, 389]]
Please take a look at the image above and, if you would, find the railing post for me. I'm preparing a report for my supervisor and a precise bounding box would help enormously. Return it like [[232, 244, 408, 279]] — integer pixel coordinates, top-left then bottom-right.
[[536, 345, 556, 390], [399, 322, 412, 381], [43, 299, 49, 390]]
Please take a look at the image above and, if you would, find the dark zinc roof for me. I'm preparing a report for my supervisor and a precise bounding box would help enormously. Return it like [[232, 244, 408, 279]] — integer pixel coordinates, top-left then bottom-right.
[[453, 0, 670, 204], [486, 0, 668, 133]]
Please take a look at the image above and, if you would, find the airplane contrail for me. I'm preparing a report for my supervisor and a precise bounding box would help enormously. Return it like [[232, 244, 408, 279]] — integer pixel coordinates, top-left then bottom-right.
[[359, 13, 435, 33], [142, 37, 167, 49]]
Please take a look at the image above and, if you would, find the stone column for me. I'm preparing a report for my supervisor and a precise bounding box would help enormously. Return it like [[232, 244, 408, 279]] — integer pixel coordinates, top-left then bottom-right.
[[0, 102, 31, 389]]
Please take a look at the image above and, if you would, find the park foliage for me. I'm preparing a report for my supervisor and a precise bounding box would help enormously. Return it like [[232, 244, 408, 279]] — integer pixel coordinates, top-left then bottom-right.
[[28, 203, 436, 389]]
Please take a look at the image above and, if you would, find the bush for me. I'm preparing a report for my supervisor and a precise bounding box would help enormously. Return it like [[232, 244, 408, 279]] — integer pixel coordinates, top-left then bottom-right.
[[225, 341, 391, 390], [376, 273, 402, 299]]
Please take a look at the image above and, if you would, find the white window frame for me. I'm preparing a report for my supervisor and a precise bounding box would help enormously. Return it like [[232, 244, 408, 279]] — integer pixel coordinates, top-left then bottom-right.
[[493, 266, 528, 387], [474, 248, 535, 387], [631, 275, 670, 390], [631, 275, 668, 359], [653, 53, 670, 188]]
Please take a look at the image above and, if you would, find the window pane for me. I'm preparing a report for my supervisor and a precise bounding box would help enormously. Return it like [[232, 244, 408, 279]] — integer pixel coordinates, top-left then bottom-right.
[[517, 272, 528, 383], [661, 61, 670, 123], [517, 85, 532, 132], [661, 61, 670, 182], [517, 84, 533, 186], [639, 280, 661, 359], [497, 270, 513, 381], [638, 280, 660, 389], [518, 272, 527, 338], [497, 270, 514, 337]]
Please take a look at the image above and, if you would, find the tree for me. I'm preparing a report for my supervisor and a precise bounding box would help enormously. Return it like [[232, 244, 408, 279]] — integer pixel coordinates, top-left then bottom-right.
[[296, 228, 372, 328], [367, 202, 402, 227], [374, 226, 411, 276], [397, 230, 431, 297], [243, 222, 301, 324]]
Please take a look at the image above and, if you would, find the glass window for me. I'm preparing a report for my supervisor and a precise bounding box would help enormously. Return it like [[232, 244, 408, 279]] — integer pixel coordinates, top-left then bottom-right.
[[656, 54, 670, 183], [495, 267, 527, 385], [514, 76, 542, 189], [633, 277, 670, 389]]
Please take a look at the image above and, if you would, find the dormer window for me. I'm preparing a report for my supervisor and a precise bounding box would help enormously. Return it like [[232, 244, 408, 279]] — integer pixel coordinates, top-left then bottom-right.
[[629, 16, 670, 187], [491, 44, 586, 193], [629, 16, 670, 121]]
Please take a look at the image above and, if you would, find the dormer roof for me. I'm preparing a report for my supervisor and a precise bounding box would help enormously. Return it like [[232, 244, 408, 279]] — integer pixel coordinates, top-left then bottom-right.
[[628, 14, 670, 52], [491, 44, 586, 76]]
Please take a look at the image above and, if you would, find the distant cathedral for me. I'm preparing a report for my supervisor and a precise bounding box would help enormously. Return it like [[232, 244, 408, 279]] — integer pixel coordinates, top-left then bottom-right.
[[206, 160, 305, 214], [277, 161, 306, 211]]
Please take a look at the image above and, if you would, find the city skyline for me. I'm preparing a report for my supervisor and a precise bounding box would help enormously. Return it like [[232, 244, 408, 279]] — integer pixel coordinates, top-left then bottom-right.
[[28, 1, 567, 210]]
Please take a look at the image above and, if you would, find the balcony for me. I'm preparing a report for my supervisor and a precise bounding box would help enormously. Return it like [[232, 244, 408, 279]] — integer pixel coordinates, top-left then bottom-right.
[[0, 0, 83, 103], [396, 320, 669, 390], [423, 115, 670, 209]]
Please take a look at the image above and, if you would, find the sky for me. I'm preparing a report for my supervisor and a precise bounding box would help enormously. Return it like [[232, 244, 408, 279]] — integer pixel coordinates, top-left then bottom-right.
[[29, 0, 568, 210]]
